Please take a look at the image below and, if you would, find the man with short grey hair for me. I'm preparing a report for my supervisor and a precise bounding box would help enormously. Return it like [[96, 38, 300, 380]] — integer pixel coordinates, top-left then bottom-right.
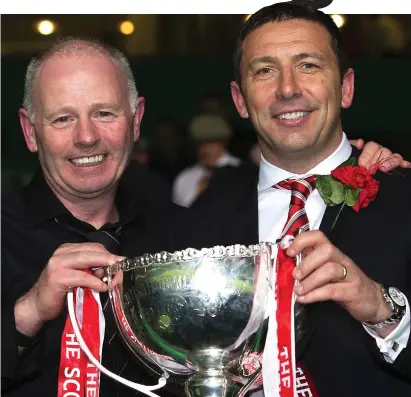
[[22, 38, 139, 124], [1, 37, 188, 397]]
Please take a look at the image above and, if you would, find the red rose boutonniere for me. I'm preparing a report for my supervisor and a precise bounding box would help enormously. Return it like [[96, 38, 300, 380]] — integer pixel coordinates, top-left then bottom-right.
[[316, 157, 380, 228]]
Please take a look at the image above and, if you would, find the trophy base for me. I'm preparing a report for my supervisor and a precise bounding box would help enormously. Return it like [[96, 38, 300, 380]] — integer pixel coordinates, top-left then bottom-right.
[[184, 371, 242, 397]]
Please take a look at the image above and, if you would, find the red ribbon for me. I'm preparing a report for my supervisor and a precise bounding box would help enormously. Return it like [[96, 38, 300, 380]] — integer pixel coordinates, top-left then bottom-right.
[[241, 244, 319, 397], [58, 281, 103, 397], [275, 245, 297, 397]]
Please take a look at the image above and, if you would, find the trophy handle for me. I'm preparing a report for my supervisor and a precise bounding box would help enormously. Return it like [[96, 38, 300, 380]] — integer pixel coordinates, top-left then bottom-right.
[[66, 288, 167, 397]]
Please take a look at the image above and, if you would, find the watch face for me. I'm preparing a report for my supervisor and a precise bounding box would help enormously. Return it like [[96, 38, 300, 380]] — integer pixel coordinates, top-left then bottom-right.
[[388, 287, 406, 307]]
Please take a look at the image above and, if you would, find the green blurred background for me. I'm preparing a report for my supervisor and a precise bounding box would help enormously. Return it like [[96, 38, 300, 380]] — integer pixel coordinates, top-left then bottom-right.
[[2, 14, 411, 191]]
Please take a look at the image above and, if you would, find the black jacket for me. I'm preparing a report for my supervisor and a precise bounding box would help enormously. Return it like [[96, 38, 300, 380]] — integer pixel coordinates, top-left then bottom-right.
[[189, 152, 411, 396], [1, 162, 190, 397]]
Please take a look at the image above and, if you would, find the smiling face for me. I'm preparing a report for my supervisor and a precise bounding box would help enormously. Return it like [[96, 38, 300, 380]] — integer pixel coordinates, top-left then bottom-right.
[[19, 50, 144, 202], [231, 19, 354, 172]]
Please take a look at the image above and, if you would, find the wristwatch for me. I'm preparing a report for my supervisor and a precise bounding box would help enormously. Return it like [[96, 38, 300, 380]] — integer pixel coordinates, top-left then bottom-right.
[[363, 285, 406, 330]]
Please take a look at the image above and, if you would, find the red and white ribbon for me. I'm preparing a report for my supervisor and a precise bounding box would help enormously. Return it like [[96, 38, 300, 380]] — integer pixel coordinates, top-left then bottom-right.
[[61, 276, 167, 397], [274, 245, 297, 397], [58, 282, 104, 397], [257, 242, 318, 397]]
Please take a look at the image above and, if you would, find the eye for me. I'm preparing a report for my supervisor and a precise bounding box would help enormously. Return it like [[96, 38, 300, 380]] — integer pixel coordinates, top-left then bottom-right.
[[301, 63, 320, 70], [96, 111, 114, 118], [52, 115, 73, 127], [95, 111, 117, 122], [256, 67, 273, 75], [54, 116, 71, 124]]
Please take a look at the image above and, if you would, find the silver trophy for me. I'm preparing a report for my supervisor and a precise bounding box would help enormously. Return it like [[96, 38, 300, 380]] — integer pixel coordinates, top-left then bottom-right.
[[107, 243, 274, 397], [67, 239, 310, 397]]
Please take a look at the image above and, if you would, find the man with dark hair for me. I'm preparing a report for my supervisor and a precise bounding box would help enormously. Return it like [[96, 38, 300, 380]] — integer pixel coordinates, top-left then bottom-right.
[[233, 1, 348, 84], [192, 2, 411, 396]]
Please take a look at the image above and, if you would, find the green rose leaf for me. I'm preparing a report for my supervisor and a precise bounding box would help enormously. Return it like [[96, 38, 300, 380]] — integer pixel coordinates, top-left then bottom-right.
[[328, 178, 346, 204], [339, 156, 357, 167], [322, 195, 337, 206], [316, 175, 332, 196], [345, 187, 361, 206], [317, 175, 337, 206]]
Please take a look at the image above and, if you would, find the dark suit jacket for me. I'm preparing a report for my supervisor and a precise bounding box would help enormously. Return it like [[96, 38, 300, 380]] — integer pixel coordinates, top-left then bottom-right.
[[189, 152, 411, 396]]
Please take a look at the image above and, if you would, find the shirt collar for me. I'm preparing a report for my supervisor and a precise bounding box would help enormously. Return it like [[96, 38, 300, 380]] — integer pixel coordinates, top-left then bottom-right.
[[258, 132, 352, 192]]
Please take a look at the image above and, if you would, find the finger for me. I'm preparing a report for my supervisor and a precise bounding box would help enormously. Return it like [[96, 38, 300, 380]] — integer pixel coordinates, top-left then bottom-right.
[[93, 268, 105, 279], [357, 141, 382, 169], [294, 261, 346, 296], [370, 149, 403, 173], [377, 153, 402, 172], [296, 283, 337, 304], [63, 271, 109, 292], [401, 159, 411, 168], [295, 281, 350, 304], [51, 251, 122, 270], [293, 241, 344, 281], [348, 138, 364, 150], [108, 270, 124, 290], [287, 230, 329, 258], [56, 242, 109, 254]]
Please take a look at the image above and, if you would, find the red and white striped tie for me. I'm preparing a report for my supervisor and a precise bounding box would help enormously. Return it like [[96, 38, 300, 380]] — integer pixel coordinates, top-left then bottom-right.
[[274, 176, 316, 237]]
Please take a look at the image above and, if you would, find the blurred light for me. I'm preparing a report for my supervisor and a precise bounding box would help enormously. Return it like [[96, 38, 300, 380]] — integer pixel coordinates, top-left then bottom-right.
[[119, 20, 134, 35], [244, 14, 252, 22], [192, 260, 231, 303], [36, 20, 55, 35], [331, 14, 346, 29]]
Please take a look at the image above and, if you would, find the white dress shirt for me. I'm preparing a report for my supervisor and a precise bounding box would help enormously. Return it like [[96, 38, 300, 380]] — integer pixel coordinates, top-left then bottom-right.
[[258, 133, 410, 395], [172, 151, 241, 208]]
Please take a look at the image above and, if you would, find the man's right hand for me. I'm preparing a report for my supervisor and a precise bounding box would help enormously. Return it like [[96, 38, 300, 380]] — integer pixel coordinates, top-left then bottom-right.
[[14, 242, 123, 340]]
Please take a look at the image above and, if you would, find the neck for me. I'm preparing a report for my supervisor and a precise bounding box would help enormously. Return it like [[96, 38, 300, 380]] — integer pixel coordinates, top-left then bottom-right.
[[47, 182, 119, 229], [62, 196, 119, 229], [260, 131, 343, 174], [198, 142, 226, 167]]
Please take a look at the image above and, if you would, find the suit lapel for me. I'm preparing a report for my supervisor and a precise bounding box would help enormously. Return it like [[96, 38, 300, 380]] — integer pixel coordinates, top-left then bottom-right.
[[319, 203, 347, 242]]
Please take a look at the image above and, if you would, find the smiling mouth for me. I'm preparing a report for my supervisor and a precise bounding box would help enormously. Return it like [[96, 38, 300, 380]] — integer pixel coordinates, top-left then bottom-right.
[[275, 111, 311, 120], [70, 154, 107, 166]]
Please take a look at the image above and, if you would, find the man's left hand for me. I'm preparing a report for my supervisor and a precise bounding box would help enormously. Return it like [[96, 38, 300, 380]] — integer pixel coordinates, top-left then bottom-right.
[[350, 139, 411, 171], [287, 230, 392, 325]]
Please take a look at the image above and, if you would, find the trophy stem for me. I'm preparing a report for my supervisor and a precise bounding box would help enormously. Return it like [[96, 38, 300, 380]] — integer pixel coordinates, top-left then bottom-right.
[[184, 348, 242, 397], [184, 371, 242, 397]]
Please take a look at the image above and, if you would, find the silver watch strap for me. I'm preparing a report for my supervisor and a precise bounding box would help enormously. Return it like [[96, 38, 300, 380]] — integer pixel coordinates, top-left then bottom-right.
[[363, 285, 405, 330]]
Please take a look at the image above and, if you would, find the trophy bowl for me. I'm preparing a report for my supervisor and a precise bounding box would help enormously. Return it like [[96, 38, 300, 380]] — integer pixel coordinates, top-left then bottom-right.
[[107, 243, 274, 397]]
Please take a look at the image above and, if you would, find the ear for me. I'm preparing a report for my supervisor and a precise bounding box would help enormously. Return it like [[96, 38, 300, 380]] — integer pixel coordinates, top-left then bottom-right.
[[341, 68, 354, 109], [19, 108, 38, 152], [132, 97, 145, 142], [230, 81, 249, 119]]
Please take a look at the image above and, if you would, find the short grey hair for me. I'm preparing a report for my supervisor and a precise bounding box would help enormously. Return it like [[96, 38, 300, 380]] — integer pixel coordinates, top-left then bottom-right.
[[23, 37, 138, 123]]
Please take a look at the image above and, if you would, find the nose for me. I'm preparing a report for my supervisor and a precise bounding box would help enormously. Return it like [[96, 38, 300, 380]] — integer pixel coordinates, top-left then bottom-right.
[[275, 67, 302, 100], [73, 117, 100, 147]]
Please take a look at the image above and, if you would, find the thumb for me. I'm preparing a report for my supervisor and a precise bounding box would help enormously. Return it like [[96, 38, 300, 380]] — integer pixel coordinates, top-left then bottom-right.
[[348, 138, 364, 150]]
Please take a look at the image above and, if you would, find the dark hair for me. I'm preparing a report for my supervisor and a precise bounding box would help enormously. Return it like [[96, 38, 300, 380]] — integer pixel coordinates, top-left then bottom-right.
[[233, 1, 348, 84]]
